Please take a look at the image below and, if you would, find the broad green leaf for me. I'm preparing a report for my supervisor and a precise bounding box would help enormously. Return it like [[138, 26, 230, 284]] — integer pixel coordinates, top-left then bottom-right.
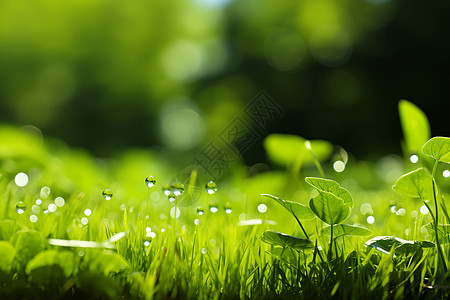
[[422, 137, 450, 163], [262, 194, 315, 219], [305, 177, 353, 208], [398, 100, 430, 154], [26, 250, 76, 286], [392, 167, 433, 201], [365, 236, 434, 255], [260, 230, 314, 250], [309, 194, 351, 225], [306, 177, 353, 225], [81, 250, 131, 276], [0, 220, 22, 241], [10, 229, 46, 264], [322, 224, 372, 238], [0, 241, 15, 273], [424, 222, 450, 243], [26, 250, 76, 278], [263, 134, 332, 168]]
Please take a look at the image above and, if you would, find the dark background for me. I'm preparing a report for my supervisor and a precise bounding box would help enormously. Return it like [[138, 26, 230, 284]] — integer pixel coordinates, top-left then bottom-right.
[[0, 0, 448, 163]]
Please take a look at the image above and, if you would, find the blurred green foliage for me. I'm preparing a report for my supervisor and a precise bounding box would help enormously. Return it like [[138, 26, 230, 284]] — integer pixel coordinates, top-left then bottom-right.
[[1, 0, 448, 159]]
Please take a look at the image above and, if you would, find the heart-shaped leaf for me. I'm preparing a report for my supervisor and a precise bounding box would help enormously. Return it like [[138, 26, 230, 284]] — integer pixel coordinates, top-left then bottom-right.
[[0, 241, 15, 273], [365, 236, 434, 255], [305, 177, 353, 208], [10, 230, 46, 265], [306, 177, 353, 225], [392, 167, 433, 201], [422, 137, 450, 163], [0, 220, 22, 241], [260, 230, 314, 250], [322, 224, 372, 239], [423, 222, 450, 243], [398, 100, 431, 154], [26, 250, 77, 286], [262, 194, 315, 219], [264, 134, 332, 168]]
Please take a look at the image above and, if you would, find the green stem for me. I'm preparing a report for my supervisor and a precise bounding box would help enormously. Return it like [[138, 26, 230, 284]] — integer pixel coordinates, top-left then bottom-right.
[[328, 224, 334, 261], [292, 212, 309, 240], [430, 160, 447, 273]]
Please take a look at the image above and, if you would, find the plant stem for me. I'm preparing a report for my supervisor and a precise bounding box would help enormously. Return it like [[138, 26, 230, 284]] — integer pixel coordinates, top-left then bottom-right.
[[430, 160, 448, 274], [328, 224, 334, 261]]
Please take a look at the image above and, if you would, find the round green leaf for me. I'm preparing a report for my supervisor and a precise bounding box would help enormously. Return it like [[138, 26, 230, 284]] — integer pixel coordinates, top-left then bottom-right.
[[10, 229, 46, 265], [0, 241, 15, 273], [422, 137, 450, 163], [322, 224, 372, 238], [365, 236, 434, 255], [305, 177, 353, 208], [392, 167, 433, 201], [260, 230, 314, 250], [262, 194, 315, 219], [264, 134, 332, 168], [0, 220, 22, 241], [309, 193, 351, 225]]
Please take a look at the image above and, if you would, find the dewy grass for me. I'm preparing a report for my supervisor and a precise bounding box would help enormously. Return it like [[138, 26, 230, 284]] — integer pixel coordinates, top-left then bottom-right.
[[1, 100, 450, 299]]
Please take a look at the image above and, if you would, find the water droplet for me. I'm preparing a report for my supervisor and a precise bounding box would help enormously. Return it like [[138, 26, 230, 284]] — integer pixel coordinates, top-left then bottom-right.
[[146, 227, 152, 233], [16, 202, 26, 214], [205, 181, 218, 194], [396, 208, 406, 216], [31, 205, 40, 214], [225, 206, 232, 214], [168, 192, 176, 202], [201, 248, 207, 254], [359, 203, 373, 215], [120, 204, 126, 211], [170, 182, 185, 196], [410, 210, 418, 218], [30, 215, 38, 223], [43, 209, 50, 214], [161, 228, 166, 233], [170, 207, 181, 219], [149, 232, 156, 238], [84, 209, 92, 216], [144, 240, 151, 247], [410, 154, 419, 164], [162, 184, 171, 196], [36, 199, 42, 205], [15, 172, 28, 187], [443, 170, 450, 178], [390, 205, 397, 213], [209, 204, 218, 213], [81, 217, 89, 225], [40, 186, 51, 199], [145, 176, 156, 188], [333, 161, 345, 173], [257, 203, 268, 213], [239, 213, 247, 221], [48, 203, 57, 212], [420, 205, 429, 214], [194, 218, 200, 225], [102, 189, 113, 201], [366, 216, 375, 224], [55, 197, 65, 207], [196, 208, 204, 215]]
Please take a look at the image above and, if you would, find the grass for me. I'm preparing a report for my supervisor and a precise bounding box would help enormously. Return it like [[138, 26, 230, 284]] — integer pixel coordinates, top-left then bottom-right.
[[1, 100, 450, 299]]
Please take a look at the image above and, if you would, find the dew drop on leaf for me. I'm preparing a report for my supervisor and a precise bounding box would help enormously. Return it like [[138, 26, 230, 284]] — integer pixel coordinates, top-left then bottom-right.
[[258, 203, 268, 213], [102, 189, 113, 200], [145, 176, 156, 188], [205, 181, 218, 194], [225, 205, 232, 214], [170, 182, 185, 196], [162, 184, 171, 196], [209, 204, 218, 213], [168, 192, 176, 202], [196, 208, 204, 215], [15, 202, 26, 214]]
